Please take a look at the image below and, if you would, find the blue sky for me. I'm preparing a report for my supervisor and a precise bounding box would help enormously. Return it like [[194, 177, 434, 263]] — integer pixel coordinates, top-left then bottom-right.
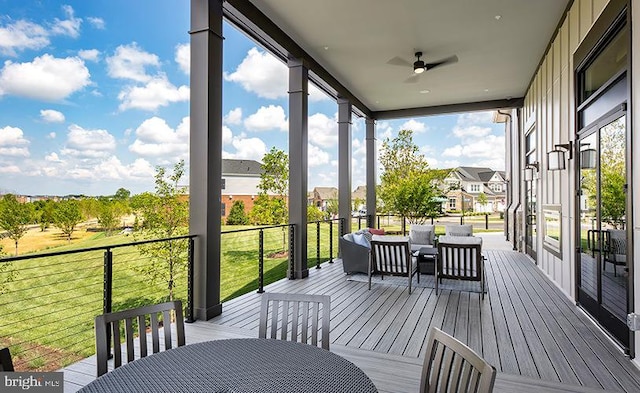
[[0, 1, 505, 196]]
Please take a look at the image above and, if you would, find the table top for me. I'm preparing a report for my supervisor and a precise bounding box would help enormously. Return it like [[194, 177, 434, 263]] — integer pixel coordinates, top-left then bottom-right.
[[418, 247, 437, 255], [79, 338, 378, 393]]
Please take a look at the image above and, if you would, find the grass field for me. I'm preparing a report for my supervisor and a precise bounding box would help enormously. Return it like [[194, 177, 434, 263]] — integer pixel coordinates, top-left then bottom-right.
[[0, 222, 340, 372]]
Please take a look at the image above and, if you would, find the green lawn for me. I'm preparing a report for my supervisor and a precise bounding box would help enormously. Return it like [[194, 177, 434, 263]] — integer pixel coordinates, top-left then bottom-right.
[[0, 224, 341, 371]]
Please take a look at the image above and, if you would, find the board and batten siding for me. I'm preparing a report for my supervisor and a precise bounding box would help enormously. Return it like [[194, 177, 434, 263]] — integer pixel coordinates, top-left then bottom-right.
[[521, 0, 610, 298]]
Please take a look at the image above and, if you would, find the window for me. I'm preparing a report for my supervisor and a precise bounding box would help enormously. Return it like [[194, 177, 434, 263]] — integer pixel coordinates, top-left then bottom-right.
[[542, 205, 561, 258], [469, 184, 480, 192], [448, 198, 456, 210], [489, 183, 502, 192]]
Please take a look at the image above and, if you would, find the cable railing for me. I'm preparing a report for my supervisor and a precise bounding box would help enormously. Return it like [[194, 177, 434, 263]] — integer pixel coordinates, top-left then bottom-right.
[[0, 235, 195, 372]]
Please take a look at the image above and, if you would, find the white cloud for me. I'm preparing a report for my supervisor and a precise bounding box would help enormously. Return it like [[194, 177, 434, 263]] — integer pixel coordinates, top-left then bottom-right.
[[0, 165, 20, 174], [225, 47, 328, 101], [118, 75, 189, 111], [442, 135, 505, 160], [61, 124, 116, 159], [45, 152, 62, 162], [0, 126, 29, 146], [222, 125, 233, 145], [87, 17, 105, 30], [48, 132, 56, 139], [0, 20, 49, 56], [40, 109, 65, 123], [308, 113, 337, 148], [225, 136, 267, 161], [244, 105, 288, 132], [452, 125, 492, 139], [399, 119, 427, 133], [51, 5, 82, 38], [224, 108, 243, 125], [106, 43, 159, 82], [175, 43, 189, 75], [0, 126, 30, 158], [78, 49, 100, 62], [0, 54, 90, 101], [128, 116, 189, 159], [456, 111, 493, 127], [308, 144, 330, 167]]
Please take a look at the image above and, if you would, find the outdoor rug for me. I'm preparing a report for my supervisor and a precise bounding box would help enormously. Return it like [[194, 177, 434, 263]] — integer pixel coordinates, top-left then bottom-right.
[[346, 273, 486, 294]]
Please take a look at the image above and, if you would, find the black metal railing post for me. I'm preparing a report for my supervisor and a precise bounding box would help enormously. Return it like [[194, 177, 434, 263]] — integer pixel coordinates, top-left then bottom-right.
[[257, 229, 264, 293], [103, 248, 113, 356], [485, 214, 489, 230], [316, 221, 321, 269], [340, 218, 345, 238], [186, 237, 195, 322], [329, 220, 334, 263], [288, 224, 295, 279], [402, 216, 406, 235]]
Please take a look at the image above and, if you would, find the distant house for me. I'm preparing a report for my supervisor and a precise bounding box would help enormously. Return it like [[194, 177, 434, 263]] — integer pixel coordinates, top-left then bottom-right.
[[220, 159, 264, 219], [309, 187, 337, 211], [444, 167, 506, 213]]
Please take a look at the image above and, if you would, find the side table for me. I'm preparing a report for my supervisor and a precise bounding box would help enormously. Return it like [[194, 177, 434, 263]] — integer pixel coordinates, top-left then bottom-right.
[[417, 247, 437, 275]]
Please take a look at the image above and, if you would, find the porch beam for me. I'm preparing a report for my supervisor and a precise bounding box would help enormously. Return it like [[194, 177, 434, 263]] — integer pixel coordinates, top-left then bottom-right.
[[189, 0, 223, 319], [288, 57, 309, 279], [338, 98, 353, 234], [365, 118, 376, 228], [373, 98, 524, 120]]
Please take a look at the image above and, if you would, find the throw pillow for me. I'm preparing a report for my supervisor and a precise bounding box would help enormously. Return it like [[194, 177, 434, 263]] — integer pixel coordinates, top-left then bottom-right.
[[352, 233, 371, 248], [369, 228, 385, 235], [356, 229, 373, 243], [410, 229, 432, 245]]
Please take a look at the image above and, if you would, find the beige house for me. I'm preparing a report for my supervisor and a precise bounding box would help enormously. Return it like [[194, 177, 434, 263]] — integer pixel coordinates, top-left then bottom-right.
[[444, 167, 507, 213]]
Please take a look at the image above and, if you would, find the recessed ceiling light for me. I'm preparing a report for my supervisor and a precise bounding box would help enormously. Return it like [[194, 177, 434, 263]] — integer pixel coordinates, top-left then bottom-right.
[[420, 90, 430, 94], [323, 46, 329, 50], [494, 15, 501, 20], [484, 89, 489, 92]]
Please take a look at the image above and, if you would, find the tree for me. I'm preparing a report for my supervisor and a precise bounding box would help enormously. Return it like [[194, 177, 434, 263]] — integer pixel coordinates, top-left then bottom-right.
[[256, 148, 289, 249], [477, 193, 488, 213], [114, 188, 131, 201], [325, 193, 339, 219], [0, 244, 17, 296], [226, 200, 249, 225], [53, 200, 83, 243], [307, 205, 325, 222], [378, 129, 447, 224], [97, 200, 119, 235], [33, 199, 55, 231], [133, 160, 189, 301], [0, 194, 33, 256]]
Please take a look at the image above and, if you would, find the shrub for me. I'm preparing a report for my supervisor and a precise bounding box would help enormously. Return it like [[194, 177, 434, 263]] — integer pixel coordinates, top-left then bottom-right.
[[226, 200, 249, 225]]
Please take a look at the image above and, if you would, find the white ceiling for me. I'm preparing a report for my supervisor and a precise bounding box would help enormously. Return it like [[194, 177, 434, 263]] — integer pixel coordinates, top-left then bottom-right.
[[248, 0, 570, 115]]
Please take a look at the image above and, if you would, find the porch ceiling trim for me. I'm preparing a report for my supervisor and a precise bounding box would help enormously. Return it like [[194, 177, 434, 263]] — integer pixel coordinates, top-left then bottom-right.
[[373, 98, 524, 120]]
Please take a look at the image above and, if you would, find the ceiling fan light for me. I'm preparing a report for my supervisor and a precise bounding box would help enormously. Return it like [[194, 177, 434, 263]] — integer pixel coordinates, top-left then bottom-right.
[[413, 60, 425, 73], [414, 67, 425, 74]]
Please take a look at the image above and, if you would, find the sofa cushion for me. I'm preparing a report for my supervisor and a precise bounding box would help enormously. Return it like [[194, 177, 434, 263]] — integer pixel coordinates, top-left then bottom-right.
[[445, 224, 473, 237], [438, 235, 482, 245], [352, 233, 371, 248], [372, 235, 409, 243], [409, 229, 432, 246], [410, 224, 435, 245]]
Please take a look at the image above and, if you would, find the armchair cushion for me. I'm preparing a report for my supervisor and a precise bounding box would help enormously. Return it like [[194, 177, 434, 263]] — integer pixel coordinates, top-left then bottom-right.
[[438, 235, 482, 245], [410, 229, 432, 246]]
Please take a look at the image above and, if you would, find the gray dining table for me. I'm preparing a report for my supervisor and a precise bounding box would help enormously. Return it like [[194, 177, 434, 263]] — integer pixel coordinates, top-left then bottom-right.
[[79, 338, 378, 393]]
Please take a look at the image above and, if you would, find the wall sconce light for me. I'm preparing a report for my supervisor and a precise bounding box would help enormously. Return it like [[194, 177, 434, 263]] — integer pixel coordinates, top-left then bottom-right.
[[229, 195, 233, 200], [580, 148, 597, 169], [251, 195, 255, 200], [547, 142, 573, 170], [523, 162, 539, 182]]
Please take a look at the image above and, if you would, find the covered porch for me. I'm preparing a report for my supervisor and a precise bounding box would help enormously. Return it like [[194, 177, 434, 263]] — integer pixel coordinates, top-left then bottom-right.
[[63, 235, 640, 392]]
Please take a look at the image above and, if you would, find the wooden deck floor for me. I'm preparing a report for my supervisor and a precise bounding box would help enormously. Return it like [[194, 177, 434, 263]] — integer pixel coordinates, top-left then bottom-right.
[[62, 237, 640, 392]]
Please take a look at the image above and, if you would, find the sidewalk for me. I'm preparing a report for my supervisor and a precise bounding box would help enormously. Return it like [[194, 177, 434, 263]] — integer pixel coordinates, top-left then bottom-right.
[[477, 232, 514, 251]]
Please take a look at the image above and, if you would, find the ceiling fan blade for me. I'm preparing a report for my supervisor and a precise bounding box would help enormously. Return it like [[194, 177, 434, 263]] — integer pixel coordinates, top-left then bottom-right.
[[425, 55, 458, 70], [403, 74, 420, 83], [387, 56, 412, 67]]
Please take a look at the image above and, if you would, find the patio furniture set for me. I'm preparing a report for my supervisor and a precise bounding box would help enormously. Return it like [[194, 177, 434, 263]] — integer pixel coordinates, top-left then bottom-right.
[[340, 224, 487, 297]]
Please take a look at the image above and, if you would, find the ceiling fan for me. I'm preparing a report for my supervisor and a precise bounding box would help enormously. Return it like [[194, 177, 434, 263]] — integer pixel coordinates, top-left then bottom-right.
[[387, 51, 459, 83]]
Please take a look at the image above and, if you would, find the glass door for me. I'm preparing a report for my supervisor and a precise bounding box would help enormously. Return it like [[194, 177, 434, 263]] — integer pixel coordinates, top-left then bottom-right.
[[577, 114, 629, 349]]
